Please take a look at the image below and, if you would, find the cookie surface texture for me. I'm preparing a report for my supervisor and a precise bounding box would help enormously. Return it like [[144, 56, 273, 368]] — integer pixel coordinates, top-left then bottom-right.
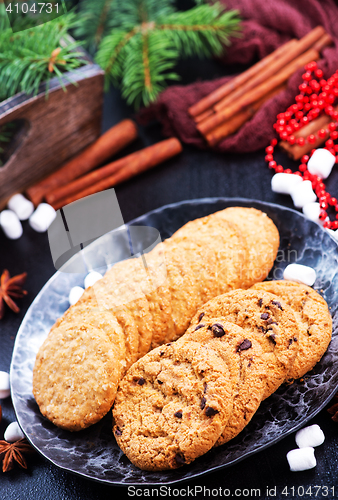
[[214, 207, 279, 287], [188, 289, 299, 399], [113, 341, 233, 471], [33, 320, 122, 431], [179, 319, 266, 445], [251, 280, 332, 380]]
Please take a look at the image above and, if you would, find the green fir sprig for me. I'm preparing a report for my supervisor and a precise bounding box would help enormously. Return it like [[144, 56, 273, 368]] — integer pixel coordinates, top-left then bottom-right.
[[77, 0, 241, 109], [0, 6, 86, 102]]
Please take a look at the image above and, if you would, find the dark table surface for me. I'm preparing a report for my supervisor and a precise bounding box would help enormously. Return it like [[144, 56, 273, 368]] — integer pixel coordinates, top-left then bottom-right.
[[2, 55, 338, 500]]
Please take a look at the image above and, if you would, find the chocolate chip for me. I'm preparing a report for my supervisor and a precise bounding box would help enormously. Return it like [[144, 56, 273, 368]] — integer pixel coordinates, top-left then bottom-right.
[[237, 339, 252, 352], [175, 453, 186, 465], [267, 318, 277, 325], [268, 334, 276, 344], [166, 342, 172, 346], [198, 312, 205, 322], [211, 323, 226, 337], [160, 351, 165, 356], [157, 379, 163, 385], [137, 377, 146, 385], [272, 300, 283, 310], [294, 337, 298, 342], [174, 411, 183, 418], [258, 298, 263, 307], [205, 406, 219, 417], [260, 313, 269, 320], [194, 324, 205, 331], [258, 326, 265, 333], [288, 338, 293, 348], [115, 427, 122, 436], [200, 396, 207, 410], [203, 383, 208, 394]]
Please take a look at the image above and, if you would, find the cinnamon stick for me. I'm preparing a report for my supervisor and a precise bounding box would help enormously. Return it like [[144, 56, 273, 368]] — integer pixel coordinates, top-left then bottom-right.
[[49, 138, 183, 210], [197, 47, 322, 136], [26, 119, 138, 206], [279, 107, 338, 160], [188, 38, 298, 118], [214, 29, 330, 114], [206, 84, 287, 146]]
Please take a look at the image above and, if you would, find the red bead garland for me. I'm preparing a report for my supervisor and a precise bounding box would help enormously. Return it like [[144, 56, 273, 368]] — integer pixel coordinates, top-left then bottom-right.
[[266, 61, 338, 229]]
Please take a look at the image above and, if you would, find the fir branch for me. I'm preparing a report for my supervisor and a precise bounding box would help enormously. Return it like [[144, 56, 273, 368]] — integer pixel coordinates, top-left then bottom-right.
[[0, 9, 86, 102], [95, 0, 241, 109]]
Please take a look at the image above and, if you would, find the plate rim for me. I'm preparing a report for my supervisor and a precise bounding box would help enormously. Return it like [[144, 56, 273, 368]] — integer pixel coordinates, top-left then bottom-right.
[[10, 196, 338, 487]]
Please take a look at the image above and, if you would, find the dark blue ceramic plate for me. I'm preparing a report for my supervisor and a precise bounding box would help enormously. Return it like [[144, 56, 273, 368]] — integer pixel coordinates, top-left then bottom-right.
[[10, 198, 338, 486]]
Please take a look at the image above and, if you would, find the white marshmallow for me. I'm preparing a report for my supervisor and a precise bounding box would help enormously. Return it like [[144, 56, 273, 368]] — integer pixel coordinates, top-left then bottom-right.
[[4, 422, 25, 442], [29, 203, 56, 232], [307, 148, 335, 179], [302, 202, 321, 223], [271, 173, 303, 195], [283, 263, 316, 286], [0, 371, 10, 399], [287, 447, 316, 472], [290, 180, 317, 209], [84, 271, 103, 289], [295, 424, 325, 448], [7, 193, 34, 221], [0, 210, 23, 239], [69, 286, 84, 305]]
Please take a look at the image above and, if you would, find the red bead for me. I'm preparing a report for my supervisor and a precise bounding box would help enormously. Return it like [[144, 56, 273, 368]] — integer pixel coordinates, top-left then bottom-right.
[[319, 210, 328, 220], [288, 135, 296, 145], [335, 204, 338, 212], [320, 201, 329, 210], [297, 137, 305, 146], [275, 165, 284, 173], [301, 155, 310, 164], [299, 83, 308, 92], [329, 197, 338, 206], [280, 131, 288, 140], [284, 111, 292, 119], [268, 160, 277, 169], [296, 111, 304, 119], [265, 145, 274, 154], [284, 169, 292, 174], [302, 71, 312, 81], [304, 102, 312, 111], [299, 163, 307, 172], [296, 94, 304, 103], [271, 138, 278, 146], [326, 139, 334, 148], [329, 122, 337, 131], [331, 221, 338, 230], [294, 171, 302, 176], [265, 154, 273, 162], [307, 134, 316, 143], [315, 68, 324, 79], [302, 116, 309, 125], [293, 123, 301, 131], [324, 220, 332, 229], [318, 128, 327, 138], [318, 99, 325, 108]]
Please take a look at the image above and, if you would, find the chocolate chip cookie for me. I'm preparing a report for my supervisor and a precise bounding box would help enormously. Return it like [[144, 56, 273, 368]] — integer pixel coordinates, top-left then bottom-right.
[[113, 341, 234, 470]]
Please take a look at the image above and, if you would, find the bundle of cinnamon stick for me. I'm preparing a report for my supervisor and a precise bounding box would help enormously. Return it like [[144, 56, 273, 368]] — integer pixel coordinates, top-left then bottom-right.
[[26, 120, 182, 210], [189, 26, 332, 148]]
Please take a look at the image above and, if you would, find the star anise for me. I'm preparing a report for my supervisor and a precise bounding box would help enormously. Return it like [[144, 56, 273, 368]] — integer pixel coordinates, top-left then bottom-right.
[[0, 269, 27, 320], [0, 438, 35, 472], [327, 393, 338, 422]]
